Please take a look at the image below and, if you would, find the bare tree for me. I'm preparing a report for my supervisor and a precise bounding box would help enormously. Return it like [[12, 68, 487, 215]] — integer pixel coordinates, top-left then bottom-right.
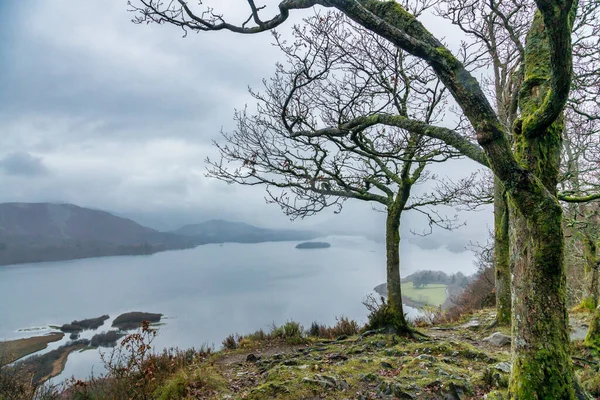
[[206, 13, 481, 334], [130, 0, 591, 395]]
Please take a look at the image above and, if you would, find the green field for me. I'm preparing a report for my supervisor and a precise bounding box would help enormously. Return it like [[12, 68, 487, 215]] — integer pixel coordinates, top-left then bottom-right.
[[401, 282, 447, 306]]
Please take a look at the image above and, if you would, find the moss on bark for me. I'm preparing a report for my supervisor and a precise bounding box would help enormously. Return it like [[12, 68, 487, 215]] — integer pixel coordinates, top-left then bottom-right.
[[507, 8, 576, 400], [584, 305, 600, 350], [494, 178, 511, 326], [579, 236, 599, 311]]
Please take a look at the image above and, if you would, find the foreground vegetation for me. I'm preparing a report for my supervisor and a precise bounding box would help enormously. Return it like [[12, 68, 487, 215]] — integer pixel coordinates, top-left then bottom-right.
[[2, 305, 598, 400]]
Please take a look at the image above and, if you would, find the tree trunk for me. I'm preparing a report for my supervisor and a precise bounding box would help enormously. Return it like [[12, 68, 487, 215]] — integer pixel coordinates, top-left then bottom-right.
[[494, 178, 511, 326], [584, 304, 600, 350], [507, 11, 576, 399], [579, 235, 599, 310], [384, 203, 409, 333]]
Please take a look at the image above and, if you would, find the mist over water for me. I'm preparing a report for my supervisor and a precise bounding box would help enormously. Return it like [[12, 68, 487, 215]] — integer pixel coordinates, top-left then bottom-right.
[[0, 236, 475, 381]]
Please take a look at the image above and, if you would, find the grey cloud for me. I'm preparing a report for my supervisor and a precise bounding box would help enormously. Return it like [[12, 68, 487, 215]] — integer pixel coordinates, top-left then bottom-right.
[[0, 1, 492, 267], [0, 152, 48, 176]]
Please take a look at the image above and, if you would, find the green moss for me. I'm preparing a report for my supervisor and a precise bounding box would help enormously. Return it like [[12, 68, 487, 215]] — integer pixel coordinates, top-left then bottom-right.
[[154, 371, 189, 400], [584, 306, 600, 350], [154, 365, 229, 400], [509, 347, 575, 399]]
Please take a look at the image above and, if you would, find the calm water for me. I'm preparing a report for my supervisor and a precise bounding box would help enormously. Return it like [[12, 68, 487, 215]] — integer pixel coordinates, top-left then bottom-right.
[[0, 235, 473, 381]]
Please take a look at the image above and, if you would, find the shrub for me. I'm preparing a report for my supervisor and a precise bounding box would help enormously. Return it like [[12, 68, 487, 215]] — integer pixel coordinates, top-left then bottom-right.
[[363, 295, 409, 333], [221, 334, 238, 350], [271, 321, 303, 339], [0, 366, 36, 400], [307, 317, 360, 339], [330, 316, 359, 337]]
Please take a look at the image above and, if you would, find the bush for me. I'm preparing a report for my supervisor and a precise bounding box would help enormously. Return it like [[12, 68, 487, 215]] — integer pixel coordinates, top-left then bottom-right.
[[0, 367, 36, 400], [363, 295, 410, 333], [221, 334, 238, 350], [270, 321, 304, 343], [307, 317, 360, 339]]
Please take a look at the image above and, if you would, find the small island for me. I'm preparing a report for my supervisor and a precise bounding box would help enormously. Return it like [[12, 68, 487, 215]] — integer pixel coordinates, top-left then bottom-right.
[[112, 311, 163, 330], [295, 241, 331, 249], [60, 315, 109, 333]]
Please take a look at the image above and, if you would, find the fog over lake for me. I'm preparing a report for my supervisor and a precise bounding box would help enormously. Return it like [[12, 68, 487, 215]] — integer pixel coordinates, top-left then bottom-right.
[[0, 236, 475, 381]]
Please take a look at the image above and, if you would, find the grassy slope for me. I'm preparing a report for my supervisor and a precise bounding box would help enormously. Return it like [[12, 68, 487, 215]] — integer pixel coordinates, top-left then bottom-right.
[[148, 309, 598, 399], [401, 282, 447, 306]]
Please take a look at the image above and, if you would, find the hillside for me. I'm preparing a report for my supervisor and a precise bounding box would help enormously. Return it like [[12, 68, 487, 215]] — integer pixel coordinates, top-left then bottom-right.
[[172, 219, 320, 244], [5, 309, 597, 399], [0, 204, 323, 266], [0, 203, 197, 266]]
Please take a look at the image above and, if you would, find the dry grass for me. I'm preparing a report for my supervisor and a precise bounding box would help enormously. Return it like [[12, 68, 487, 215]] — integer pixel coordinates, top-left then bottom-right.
[[0, 332, 65, 365]]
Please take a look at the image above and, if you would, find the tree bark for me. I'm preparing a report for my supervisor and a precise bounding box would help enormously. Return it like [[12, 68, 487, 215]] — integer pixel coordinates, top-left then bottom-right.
[[507, 11, 575, 399], [580, 235, 599, 310], [584, 304, 600, 349], [384, 202, 409, 333], [494, 178, 511, 326]]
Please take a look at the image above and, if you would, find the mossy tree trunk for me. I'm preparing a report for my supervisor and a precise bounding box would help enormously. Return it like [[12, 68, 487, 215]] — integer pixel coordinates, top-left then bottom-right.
[[494, 178, 511, 326], [507, 11, 576, 399], [584, 304, 600, 349], [384, 190, 411, 335], [580, 235, 599, 310]]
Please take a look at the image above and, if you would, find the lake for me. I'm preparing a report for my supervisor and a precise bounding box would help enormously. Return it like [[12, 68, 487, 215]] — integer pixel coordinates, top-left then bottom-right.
[[0, 235, 474, 382]]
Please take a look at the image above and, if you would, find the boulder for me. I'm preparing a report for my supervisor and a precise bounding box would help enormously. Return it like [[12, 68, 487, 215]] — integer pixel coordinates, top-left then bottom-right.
[[483, 332, 511, 347]]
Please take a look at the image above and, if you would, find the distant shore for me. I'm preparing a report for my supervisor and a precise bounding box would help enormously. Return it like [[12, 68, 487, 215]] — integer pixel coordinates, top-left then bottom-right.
[[0, 311, 164, 383], [0, 333, 65, 365]]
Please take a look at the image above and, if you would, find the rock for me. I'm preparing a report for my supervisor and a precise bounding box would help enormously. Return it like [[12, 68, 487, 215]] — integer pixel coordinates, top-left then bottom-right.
[[347, 346, 365, 355], [379, 382, 417, 399], [483, 332, 511, 347], [302, 377, 335, 389], [380, 360, 394, 369], [303, 374, 347, 390], [415, 354, 437, 362], [328, 353, 348, 362], [460, 319, 481, 330], [246, 353, 259, 362], [392, 384, 416, 400], [359, 373, 379, 382], [494, 361, 512, 373], [446, 381, 468, 400]]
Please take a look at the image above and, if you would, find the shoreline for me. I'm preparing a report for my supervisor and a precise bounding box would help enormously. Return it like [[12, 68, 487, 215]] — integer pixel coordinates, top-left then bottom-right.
[[0, 332, 65, 365]]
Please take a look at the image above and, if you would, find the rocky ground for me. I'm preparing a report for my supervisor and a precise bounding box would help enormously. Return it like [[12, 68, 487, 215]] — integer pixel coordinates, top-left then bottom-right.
[[151, 309, 599, 399]]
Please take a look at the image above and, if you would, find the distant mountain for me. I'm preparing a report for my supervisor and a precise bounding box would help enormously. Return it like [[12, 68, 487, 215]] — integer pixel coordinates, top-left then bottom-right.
[[0, 204, 323, 266], [172, 219, 320, 244], [0, 203, 196, 266]]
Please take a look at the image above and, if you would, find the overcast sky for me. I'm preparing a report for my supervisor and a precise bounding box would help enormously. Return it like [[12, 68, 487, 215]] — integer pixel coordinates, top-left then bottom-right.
[[0, 1, 492, 255]]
